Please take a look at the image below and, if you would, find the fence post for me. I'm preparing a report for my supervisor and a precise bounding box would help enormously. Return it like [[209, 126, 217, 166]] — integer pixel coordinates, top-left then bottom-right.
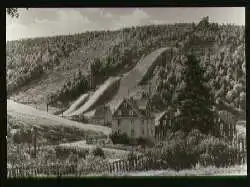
[[120, 160, 124, 172], [135, 156, 138, 171], [117, 161, 120, 173], [109, 163, 112, 173], [127, 160, 129, 171], [114, 162, 117, 173], [139, 158, 143, 171]]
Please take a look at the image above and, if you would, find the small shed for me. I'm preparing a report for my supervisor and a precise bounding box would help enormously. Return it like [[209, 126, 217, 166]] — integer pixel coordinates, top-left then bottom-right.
[[90, 105, 112, 126]]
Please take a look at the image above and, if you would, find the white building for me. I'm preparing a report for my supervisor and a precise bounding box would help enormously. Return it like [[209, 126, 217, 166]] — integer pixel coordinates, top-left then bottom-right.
[[111, 97, 155, 140]]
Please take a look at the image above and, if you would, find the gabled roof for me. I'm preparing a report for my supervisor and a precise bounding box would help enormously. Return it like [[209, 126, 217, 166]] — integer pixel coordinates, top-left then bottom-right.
[[112, 97, 153, 118], [135, 98, 148, 110], [154, 111, 167, 126], [109, 98, 125, 115], [126, 98, 145, 118]]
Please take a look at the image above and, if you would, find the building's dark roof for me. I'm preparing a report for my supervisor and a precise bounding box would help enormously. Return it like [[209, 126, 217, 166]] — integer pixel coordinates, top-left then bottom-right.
[[112, 97, 153, 118], [154, 111, 167, 126], [136, 98, 148, 110]]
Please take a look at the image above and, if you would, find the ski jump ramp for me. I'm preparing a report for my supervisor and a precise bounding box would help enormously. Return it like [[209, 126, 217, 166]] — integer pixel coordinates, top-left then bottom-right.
[[65, 47, 169, 116]]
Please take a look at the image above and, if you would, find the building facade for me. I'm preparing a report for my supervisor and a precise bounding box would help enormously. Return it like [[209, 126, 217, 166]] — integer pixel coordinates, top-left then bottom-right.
[[111, 97, 155, 140]]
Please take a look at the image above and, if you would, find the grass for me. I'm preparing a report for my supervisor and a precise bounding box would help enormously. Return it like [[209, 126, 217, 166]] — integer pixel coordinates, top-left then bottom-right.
[[59, 140, 130, 160], [7, 99, 111, 136]]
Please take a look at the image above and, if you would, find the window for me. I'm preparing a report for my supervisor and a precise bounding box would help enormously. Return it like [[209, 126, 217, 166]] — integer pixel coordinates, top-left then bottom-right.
[[163, 120, 166, 125], [118, 119, 121, 127], [131, 119, 134, 124], [141, 127, 144, 135], [131, 129, 135, 136], [130, 110, 134, 116], [118, 110, 122, 116]]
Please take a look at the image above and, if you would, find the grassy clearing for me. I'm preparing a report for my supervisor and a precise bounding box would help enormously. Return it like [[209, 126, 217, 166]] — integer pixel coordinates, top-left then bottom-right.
[[59, 140, 130, 160], [7, 115, 96, 145]]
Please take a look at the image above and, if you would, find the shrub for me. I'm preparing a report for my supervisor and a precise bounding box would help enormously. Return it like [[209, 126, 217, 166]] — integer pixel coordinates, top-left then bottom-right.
[[199, 153, 214, 167], [198, 136, 239, 167], [92, 147, 105, 158], [109, 132, 130, 145], [160, 139, 197, 170]]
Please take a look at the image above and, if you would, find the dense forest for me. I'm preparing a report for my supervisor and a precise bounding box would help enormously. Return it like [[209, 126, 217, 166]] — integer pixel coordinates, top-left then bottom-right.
[[6, 17, 245, 111]]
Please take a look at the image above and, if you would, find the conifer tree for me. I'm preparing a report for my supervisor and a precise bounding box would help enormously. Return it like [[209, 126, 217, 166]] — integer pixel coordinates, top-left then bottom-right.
[[174, 54, 217, 135]]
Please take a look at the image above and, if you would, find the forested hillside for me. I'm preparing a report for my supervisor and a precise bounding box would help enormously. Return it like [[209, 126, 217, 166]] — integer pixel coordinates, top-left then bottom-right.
[[6, 17, 245, 112]]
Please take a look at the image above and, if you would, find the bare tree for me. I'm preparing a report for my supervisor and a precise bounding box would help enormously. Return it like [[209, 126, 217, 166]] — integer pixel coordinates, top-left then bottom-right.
[[6, 8, 28, 18]]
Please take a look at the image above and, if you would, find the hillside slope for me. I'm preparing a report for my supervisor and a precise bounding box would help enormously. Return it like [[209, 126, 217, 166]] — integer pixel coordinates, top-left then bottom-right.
[[6, 21, 245, 116], [7, 99, 111, 135], [7, 24, 193, 105]]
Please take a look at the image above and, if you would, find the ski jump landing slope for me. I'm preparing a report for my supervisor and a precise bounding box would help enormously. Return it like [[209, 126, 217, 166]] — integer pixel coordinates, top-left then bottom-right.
[[108, 47, 169, 112], [65, 47, 169, 117], [67, 76, 121, 116], [63, 93, 89, 116]]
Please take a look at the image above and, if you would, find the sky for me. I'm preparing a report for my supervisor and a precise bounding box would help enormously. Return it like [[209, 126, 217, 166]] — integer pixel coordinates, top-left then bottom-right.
[[6, 7, 245, 41]]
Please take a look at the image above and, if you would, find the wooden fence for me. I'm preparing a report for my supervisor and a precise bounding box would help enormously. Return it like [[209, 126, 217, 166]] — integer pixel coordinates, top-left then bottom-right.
[[8, 141, 247, 178], [8, 149, 246, 178]]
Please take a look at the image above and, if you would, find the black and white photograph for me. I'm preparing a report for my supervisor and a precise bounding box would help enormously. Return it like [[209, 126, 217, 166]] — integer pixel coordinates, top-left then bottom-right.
[[6, 7, 246, 177]]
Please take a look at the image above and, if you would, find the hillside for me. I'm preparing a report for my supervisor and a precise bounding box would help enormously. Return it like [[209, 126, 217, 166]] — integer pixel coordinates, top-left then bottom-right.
[[6, 19, 245, 116], [6, 23, 193, 104], [7, 99, 111, 135]]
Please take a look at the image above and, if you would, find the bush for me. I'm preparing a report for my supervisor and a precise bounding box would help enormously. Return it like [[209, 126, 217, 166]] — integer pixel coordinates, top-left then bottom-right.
[[109, 132, 130, 145], [199, 153, 214, 167], [198, 136, 239, 167], [160, 139, 197, 170], [145, 129, 240, 170], [92, 147, 105, 158]]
